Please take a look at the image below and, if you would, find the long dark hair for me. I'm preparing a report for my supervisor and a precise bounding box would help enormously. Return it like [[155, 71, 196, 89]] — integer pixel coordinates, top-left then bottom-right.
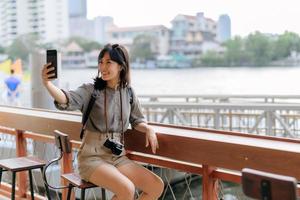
[[95, 43, 131, 90]]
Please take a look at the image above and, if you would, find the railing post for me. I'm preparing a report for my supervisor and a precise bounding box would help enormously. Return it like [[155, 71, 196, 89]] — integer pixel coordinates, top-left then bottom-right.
[[202, 165, 218, 200], [214, 109, 220, 129], [168, 110, 174, 124], [265, 111, 274, 136], [16, 130, 27, 198], [61, 143, 73, 200]]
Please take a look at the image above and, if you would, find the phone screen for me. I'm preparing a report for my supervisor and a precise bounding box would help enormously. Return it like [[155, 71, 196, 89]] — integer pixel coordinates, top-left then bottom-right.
[[46, 49, 57, 79]]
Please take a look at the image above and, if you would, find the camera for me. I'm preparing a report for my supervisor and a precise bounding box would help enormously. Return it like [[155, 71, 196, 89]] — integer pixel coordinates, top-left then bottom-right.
[[103, 138, 124, 156]]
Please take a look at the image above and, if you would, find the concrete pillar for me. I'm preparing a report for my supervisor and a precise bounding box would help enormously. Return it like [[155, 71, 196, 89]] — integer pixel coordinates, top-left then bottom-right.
[[30, 51, 61, 109], [29, 51, 62, 166]]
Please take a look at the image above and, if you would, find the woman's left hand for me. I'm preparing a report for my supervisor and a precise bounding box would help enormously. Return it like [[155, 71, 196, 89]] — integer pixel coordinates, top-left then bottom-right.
[[145, 127, 159, 154]]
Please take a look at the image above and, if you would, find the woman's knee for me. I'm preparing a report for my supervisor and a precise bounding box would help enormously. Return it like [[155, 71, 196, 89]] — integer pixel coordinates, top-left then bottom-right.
[[116, 180, 135, 200]]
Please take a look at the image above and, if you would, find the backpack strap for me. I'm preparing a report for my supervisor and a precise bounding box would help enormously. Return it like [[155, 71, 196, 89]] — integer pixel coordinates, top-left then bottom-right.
[[128, 87, 133, 104], [80, 86, 134, 139], [80, 89, 97, 139]]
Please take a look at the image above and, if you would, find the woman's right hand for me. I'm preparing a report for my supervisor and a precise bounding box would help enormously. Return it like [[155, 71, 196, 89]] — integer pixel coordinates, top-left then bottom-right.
[[41, 63, 55, 86], [41, 63, 68, 104]]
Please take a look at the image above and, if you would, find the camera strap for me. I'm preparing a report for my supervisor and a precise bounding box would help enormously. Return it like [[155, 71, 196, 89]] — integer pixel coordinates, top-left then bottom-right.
[[104, 88, 125, 144], [80, 86, 133, 141]]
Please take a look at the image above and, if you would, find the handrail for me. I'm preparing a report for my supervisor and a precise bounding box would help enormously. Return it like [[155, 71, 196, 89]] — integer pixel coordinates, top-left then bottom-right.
[[139, 94, 300, 99], [139, 94, 300, 103], [141, 102, 300, 110], [0, 105, 300, 199]]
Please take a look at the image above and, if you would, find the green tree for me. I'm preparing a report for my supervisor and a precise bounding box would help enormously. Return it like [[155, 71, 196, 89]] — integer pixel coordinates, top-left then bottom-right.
[[6, 33, 40, 61], [201, 51, 225, 66], [130, 34, 156, 62], [68, 37, 102, 52], [245, 31, 272, 66], [0, 45, 5, 54], [223, 36, 249, 66], [272, 31, 300, 60]]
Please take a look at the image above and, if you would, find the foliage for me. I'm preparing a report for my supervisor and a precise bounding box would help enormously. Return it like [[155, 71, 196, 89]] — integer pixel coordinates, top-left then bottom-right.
[[67, 37, 102, 52], [0, 45, 5, 54], [200, 31, 300, 67], [6, 33, 40, 61], [130, 34, 156, 62], [272, 31, 300, 60], [245, 31, 272, 66], [201, 51, 225, 66]]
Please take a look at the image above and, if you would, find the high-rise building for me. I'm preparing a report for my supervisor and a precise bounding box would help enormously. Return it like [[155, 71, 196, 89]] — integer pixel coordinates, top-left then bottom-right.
[[217, 14, 231, 43], [68, 0, 87, 18], [69, 17, 95, 40], [0, 0, 69, 46], [94, 16, 115, 44]]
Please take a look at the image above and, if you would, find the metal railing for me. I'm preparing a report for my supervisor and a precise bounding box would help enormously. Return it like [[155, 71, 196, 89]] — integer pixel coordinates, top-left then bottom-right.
[[0, 106, 300, 200], [140, 101, 300, 138], [139, 94, 300, 103]]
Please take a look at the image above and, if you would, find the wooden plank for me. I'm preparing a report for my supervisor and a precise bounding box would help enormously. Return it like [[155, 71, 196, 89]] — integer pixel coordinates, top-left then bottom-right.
[[126, 152, 203, 175], [0, 106, 81, 140], [202, 165, 217, 200], [212, 169, 241, 183], [0, 126, 16, 135], [22, 132, 54, 144], [15, 130, 27, 198], [61, 143, 73, 200]]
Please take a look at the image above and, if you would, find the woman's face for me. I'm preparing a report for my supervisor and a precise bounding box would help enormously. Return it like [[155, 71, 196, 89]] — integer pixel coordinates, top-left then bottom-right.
[[99, 52, 121, 83]]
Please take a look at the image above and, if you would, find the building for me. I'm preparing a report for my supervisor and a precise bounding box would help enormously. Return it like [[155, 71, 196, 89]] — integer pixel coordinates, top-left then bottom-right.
[[69, 16, 115, 45], [61, 41, 85, 68], [68, 0, 87, 18], [217, 14, 231, 43], [169, 12, 220, 58], [0, 0, 69, 46], [107, 25, 170, 56], [94, 16, 115, 44], [69, 17, 95, 41], [85, 49, 99, 68], [61, 41, 100, 68]]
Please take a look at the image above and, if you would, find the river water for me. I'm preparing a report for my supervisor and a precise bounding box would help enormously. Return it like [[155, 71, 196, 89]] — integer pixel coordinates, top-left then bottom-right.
[[1, 66, 300, 107], [61, 66, 300, 95]]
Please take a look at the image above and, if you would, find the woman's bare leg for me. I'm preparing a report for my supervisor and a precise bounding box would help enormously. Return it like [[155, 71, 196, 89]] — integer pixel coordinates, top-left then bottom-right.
[[88, 163, 136, 200], [118, 162, 164, 200]]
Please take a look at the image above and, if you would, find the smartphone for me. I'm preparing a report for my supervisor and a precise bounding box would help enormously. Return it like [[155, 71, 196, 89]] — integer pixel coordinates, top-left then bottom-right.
[[242, 168, 297, 200], [46, 49, 57, 79]]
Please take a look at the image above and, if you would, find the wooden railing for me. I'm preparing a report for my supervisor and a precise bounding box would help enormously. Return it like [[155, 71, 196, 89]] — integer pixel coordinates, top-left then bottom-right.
[[0, 105, 300, 200]]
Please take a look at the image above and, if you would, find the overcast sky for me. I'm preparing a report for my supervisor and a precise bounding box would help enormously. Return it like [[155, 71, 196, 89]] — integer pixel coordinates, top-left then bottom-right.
[[87, 0, 300, 37]]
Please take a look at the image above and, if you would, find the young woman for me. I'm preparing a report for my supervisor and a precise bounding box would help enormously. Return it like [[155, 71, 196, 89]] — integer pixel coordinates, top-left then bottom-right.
[[41, 44, 164, 200]]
